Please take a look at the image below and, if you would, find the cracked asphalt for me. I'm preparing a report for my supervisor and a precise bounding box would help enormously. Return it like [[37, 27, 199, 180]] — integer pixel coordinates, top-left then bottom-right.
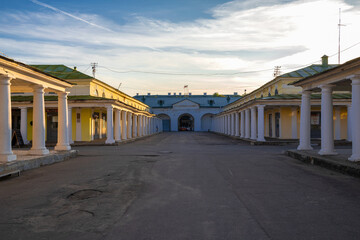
[[1, 132, 360, 240]]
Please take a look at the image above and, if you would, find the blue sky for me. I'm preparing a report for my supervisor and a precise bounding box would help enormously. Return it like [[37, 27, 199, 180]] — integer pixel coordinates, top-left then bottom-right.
[[1, 0, 360, 96]]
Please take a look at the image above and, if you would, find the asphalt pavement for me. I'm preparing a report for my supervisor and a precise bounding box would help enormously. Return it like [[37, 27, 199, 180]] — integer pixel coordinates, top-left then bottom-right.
[[1, 132, 360, 240]]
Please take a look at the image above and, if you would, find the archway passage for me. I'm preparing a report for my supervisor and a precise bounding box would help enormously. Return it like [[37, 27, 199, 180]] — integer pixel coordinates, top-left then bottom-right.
[[178, 114, 194, 131], [158, 114, 171, 132]]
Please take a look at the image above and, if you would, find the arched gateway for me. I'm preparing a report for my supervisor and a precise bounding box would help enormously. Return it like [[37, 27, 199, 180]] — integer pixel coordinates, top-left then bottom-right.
[[178, 114, 194, 131]]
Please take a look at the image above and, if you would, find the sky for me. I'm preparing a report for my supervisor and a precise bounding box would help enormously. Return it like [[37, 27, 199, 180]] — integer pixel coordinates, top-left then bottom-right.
[[1, 0, 360, 96]]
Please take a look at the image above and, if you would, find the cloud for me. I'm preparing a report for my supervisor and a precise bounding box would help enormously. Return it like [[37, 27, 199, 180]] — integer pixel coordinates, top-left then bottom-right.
[[1, 0, 360, 95], [30, 0, 114, 32]]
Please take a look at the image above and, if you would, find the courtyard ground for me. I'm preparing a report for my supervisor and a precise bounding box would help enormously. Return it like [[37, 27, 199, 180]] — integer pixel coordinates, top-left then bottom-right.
[[0, 132, 359, 240]]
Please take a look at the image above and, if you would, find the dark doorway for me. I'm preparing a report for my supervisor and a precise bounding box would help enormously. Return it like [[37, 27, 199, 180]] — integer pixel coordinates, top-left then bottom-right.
[[269, 114, 273, 137], [46, 109, 58, 143], [93, 112, 100, 139], [11, 109, 21, 130], [275, 112, 280, 138], [310, 111, 321, 138], [178, 114, 194, 131]]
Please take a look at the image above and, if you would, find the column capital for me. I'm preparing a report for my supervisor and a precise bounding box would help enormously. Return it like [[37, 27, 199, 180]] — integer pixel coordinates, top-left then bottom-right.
[[106, 105, 113, 110], [57, 91, 68, 99], [319, 84, 335, 91], [32, 85, 45, 92], [0, 74, 12, 84], [349, 74, 360, 82], [257, 104, 266, 109], [18, 106, 28, 110]]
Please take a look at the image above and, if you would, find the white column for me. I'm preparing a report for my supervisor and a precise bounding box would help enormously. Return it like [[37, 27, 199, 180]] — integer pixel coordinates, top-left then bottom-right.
[[245, 109, 250, 138], [230, 113, 234, 136], [114, 109, 121, 142], [68, 107, 73, 144], [55, 92, 71, 151], [235, 112, 240, 137], [147, 117, 150, 135], [133, 114, 138, 137], [257, 105, 265, 141], [347, 105, 352, 142], [29, 86, 49, 155], [250, 106, 257, 140], [0, 75, 16, 162], [144, 116, 148, 135], [19, 107, 29, 144], [297, 90, 313, 150], [240, 110, 245, 138], [349, 77, 360, 161], [227, 114, 231, 135], [291, 107, 298, 139], [127, 112, 133, 139], [334, 107, 341, 140], [105, 106, 115, 144], [122, 111, 127, 140], [319, 85, 337, 155]]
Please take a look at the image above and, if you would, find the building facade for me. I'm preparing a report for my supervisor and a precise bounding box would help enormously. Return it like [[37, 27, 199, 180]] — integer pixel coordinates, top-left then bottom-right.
[[213, 56, 351, 142], [134, 94, 241, 132], [11, 65, 162, 145]]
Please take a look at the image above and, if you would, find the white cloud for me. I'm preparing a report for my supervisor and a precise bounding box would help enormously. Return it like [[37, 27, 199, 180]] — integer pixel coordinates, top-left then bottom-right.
[[1, 0, 360, 95]]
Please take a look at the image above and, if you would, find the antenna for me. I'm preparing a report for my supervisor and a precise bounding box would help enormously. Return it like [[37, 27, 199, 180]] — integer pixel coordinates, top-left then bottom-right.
[[91, 62, 98, 78], [117, 83, 122, 90], [273, 66, 281, 77], [338, 8, 346, 64]]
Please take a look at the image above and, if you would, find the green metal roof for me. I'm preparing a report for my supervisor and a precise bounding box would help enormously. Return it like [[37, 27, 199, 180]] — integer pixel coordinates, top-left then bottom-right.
[[11, 95, 107, 102], [30, 65, 92, 80], [279, 64, 338, 78]]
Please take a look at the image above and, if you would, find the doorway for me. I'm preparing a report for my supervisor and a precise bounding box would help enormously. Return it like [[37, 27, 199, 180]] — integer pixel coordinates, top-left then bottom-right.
[[178, 114, 194, 131]]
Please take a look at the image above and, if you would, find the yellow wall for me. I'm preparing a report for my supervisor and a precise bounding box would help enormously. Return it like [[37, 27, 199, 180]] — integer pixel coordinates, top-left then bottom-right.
[[280, 107, 293, 139], [81, 108, 92, 141], [27, 109, 47, 141]]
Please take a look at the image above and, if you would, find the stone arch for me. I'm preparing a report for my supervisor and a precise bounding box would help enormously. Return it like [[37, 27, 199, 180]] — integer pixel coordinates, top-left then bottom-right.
[[157, 114, 171, 132], [178, 113, 194, 131], [201, 113, 214, 131]]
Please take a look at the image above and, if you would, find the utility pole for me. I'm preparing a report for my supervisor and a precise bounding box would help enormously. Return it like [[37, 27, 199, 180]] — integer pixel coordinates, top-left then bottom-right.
[[338, 8, 346, 64], [273, 66, 281, 77], [91, 63, 98, 78]]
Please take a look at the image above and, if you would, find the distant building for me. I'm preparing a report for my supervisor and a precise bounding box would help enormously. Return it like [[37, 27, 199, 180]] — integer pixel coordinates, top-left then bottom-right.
[[134, 93, 241, 132]]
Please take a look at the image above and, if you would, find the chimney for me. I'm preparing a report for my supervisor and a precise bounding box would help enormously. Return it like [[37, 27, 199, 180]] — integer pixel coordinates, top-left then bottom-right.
[[322, 55, 328, 67], [173, 92, 176, 95], [179, 92, 182, 96], [168, 93, 171, 95], [136, 93, 139, 96], [189, 93, 192, 96], [74, 66, 77, 70], [234, 92, 238, 95], [204, 92, 207, 96], [147, 93, 151, 96]]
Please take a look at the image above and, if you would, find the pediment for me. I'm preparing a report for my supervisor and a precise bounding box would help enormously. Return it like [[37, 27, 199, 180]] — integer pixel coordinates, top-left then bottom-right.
[[172, 99, 200, 109]]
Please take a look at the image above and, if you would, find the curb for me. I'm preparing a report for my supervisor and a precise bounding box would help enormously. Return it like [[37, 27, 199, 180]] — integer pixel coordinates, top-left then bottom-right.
[[0, 150, 78, 174], [285, 150, 360, 178]]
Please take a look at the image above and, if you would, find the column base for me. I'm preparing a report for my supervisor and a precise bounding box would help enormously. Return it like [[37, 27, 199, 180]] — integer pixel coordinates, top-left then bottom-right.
[[257, 137, 266, 142], [348, 154, 360, 162], [0, 154, 17, 163], [54, 145, 71, 151], [297, 145, 313, 150], [28, 148, 49, 155], [105, 139, 115, 144], [318, 150, 338, 156], [115, 139, 122, 143]]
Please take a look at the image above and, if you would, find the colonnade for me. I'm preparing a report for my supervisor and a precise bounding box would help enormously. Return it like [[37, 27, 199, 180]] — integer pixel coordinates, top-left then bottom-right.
[[70, 106, 162, 144], [298, 77, 360, 161], [0, 75, 71, 162], [212, 105, 266, 142]]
